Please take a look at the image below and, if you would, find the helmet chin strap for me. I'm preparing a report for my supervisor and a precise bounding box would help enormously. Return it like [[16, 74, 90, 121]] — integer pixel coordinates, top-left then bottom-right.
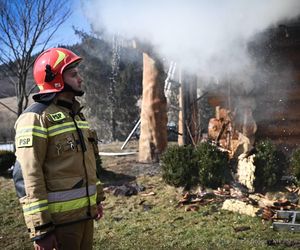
[[62, 82, 84, 96]]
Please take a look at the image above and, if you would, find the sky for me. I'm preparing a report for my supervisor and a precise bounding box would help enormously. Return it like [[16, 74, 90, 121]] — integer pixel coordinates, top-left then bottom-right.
[[50, 0, 91, 46], [55, 0, 300, 92]]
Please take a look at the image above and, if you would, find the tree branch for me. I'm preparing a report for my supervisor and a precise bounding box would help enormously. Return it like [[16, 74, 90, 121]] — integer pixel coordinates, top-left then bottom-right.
[[0, 0, 72, 115], [0, 101, 18, 115]]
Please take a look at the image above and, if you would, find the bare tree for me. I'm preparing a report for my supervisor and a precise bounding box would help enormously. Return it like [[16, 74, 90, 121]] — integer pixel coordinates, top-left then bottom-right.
[[0, 0, 71, 116]]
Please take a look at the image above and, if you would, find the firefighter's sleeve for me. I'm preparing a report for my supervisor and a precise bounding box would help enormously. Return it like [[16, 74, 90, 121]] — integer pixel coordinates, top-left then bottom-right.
[[14, 112, 54, 240], [95, 150, 105, 204], [95, 151, 105, 203], [88, 129, 105, 203]]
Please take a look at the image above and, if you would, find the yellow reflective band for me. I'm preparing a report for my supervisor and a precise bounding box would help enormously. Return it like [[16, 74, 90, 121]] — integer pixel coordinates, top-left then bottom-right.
[[48, 127, 77, 137], [16, 125, 47, 133], [23, 200, 48, 215], [48, 122, 76, 137], [47, 122, 75, 131], [47, 121, 89, 137], [96, 181, 101, 185], [78, 124, 89, 129], [77, 121, 88, 124], [48, 185, 96, 202], [16, 132, 47, 139], [77, 121, 89, 126], [53, 50, 66, 68], [16, 125, 48, 139], [23, 199, 48, 209], [23, 206, 48, 215], [48, 194, 97, 214]]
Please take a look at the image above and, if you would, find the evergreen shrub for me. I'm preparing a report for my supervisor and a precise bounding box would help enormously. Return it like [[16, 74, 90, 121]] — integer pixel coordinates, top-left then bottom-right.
[[161, 145, 198, 188], [0, 150, 16, 174], [254, 140, 286, 190], [289, 148, 300, 185], [194, 142, 229, 188], [161, 142, 230, 189]]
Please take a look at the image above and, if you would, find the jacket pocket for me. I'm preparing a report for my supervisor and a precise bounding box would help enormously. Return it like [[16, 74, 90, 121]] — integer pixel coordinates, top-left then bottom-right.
[[48, 133, 80, 158], [46, 176, 84, 191]]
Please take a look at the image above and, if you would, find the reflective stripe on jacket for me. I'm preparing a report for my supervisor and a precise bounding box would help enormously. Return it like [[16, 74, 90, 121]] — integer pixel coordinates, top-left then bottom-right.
[[14, 98, 104, 240]]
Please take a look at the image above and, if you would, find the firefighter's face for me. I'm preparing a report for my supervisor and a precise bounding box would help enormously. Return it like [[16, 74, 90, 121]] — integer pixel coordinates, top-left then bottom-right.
[[63, 66, 83, 92]]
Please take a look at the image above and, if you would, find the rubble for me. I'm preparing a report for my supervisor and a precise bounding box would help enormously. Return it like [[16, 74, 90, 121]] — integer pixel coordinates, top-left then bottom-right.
[[140, 191, 156, 197], [207, 105, 256, 158], [264, 191, 299, 204], [261, 207, 276, 221], [222, 199, 261, 217], [185, 205, 200, 212], [236, 153, 256, 193], [267, 239, 300, 248], [104, 183, 146, 196], [248, 194, 275, 208], [175, 182, 300, 226], [233, 226, 251, 232]]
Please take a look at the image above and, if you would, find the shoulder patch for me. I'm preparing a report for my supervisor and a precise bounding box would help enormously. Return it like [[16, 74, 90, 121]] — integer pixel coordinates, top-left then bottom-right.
[[23, 102, 49, 115], [48, 112, 66, 122], [16, 136, 33, 148]]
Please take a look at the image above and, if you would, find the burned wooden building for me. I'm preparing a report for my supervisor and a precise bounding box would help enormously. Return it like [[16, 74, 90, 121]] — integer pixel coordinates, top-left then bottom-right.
[[137, 18, 300, 162], [204, 18, 300, 155]]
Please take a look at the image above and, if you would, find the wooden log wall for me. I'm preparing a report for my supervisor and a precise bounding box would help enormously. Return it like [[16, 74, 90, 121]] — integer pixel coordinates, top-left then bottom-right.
[[255, 41, 300, 152], [206, 24, 300, 154]]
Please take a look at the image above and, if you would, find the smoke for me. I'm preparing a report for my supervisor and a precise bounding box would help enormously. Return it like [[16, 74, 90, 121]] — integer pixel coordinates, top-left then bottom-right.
[[83, 0, 300, 85]]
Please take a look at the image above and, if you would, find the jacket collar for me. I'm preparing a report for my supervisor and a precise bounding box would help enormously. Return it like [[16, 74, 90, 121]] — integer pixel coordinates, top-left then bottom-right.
[[54, 96, 82, 114]]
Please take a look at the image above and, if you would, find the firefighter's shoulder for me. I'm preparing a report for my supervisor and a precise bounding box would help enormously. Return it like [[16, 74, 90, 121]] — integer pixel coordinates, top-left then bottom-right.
[[15, 102, 50, 128], [15, 103, 51, 148], [23, 102, 50, 115], [16, 102, 50, 125]]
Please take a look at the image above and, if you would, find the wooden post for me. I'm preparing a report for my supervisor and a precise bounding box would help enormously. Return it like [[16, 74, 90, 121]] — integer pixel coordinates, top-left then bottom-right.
[[178, 71, 198, 145], [138, 53, 168, 163], [188, 75, 198, 144], [178, 68, 185, 146]]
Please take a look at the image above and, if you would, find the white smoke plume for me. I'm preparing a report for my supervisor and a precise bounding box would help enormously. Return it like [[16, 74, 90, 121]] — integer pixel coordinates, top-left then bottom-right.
[[83, 0, 300, 83]]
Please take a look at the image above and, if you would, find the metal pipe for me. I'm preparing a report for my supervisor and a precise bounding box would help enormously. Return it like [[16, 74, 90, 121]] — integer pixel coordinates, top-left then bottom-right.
[[121, 118, 141, 150]]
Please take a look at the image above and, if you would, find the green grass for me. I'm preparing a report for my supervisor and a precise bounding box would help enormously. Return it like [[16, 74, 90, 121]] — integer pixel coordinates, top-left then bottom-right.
[[0, 173, 299, 250], [93, 175, 299, 250], [0, 177, 32, 250]]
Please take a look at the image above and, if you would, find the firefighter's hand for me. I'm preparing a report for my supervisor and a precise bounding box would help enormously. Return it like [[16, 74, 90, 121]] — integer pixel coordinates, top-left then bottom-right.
[[34, 233, 58, 250], [95, 202, 103, 221]]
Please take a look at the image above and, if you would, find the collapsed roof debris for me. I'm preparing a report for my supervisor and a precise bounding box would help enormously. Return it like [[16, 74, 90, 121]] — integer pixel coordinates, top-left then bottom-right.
[[208, 105, 256, 158], [175, 184, 300, 227], [236, 153, 256, 193], [104, 182, 146, 196], [222, 199, 260, 217], [102, 175, 297, 218]]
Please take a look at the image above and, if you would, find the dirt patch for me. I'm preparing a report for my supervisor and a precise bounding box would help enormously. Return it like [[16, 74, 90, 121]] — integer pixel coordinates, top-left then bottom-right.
[[103, 157, 161, 177], [99, 141, 161, 186]]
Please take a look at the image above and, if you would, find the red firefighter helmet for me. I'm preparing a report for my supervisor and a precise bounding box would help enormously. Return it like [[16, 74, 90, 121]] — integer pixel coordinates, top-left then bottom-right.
[[33, 48, 82, 94]]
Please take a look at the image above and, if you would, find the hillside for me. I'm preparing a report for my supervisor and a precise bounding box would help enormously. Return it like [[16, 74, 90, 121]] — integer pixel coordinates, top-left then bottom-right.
[[0, 97, 18, 142], [0, 78, 16, 98], [0, 95, 35, 142], [0, 72, 36, 98], [0, 37, 144, 142]]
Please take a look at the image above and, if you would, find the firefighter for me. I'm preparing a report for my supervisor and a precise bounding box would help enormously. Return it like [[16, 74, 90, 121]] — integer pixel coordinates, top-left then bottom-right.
[[13, 48, 105, 250]]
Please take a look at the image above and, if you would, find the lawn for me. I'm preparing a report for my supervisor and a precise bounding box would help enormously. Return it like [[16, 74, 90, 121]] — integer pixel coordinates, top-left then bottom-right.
[[0, 142, 299, 250]]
